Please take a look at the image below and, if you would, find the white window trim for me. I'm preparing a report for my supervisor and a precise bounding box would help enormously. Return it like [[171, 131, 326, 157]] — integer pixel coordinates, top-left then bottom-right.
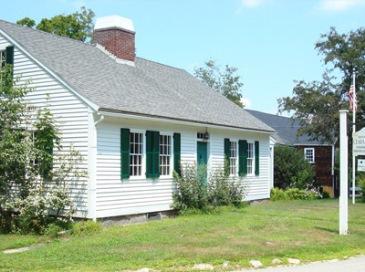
[[128, 129, 146, 180], [159, 132, 174, 178], [304, 147, 315, 164], [126, 129, 175, 180], [229, 139, 238, 177], [247, 141, 255, 177]]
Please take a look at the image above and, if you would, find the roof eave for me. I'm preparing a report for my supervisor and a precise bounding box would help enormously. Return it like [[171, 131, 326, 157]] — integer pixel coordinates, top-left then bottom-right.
[[99, 108, 275, 134]]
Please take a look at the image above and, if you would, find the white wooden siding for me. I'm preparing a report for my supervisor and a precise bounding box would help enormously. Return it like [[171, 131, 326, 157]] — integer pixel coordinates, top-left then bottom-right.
[[95, 116, 272, 218], [209, 129, 271, 200], [0, 34, 90, 217]]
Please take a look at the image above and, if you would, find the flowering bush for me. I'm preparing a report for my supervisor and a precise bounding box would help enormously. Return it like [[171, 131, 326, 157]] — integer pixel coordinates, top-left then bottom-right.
[[15, 187, 74, 234], [0, 73, 84, 233], [173, 165, 245, 213]]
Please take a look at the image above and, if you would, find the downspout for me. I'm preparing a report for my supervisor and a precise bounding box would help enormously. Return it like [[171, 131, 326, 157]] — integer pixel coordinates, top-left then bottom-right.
[[94, 113, 104, 126]]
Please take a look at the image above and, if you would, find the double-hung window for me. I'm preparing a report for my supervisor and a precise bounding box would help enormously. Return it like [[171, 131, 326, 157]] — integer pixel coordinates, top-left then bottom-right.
[[230, 141, 238, 176], [0, 50, 5, 69], [159, 134, 172, 176], [247, 142, 254, 175], [304, 148, 315, 164], [129, 132, 143, 176], [0, 50, 5, 83]]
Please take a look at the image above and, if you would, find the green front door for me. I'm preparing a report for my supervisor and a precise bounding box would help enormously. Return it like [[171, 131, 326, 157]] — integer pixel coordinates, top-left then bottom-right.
[[197, 142, 208, 184]]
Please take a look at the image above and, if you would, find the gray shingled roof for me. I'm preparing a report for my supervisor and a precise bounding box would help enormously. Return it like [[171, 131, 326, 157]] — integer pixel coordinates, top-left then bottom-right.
[[0, 20, 273, 132], [247, 109, 329, 145]]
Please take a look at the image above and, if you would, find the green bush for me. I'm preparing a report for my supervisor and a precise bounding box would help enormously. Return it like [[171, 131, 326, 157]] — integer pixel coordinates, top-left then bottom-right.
[[207, 170, 244, 207], [172, 165, 209, 212], [173, 165, 245, 213], [71, 220, 102, 236], [274, 146, 316, 189], [271, 188, 319, 201], [44, 223, 64, 238]]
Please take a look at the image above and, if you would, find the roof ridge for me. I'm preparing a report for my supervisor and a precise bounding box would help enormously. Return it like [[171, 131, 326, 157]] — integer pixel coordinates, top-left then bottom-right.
[[137, 57, 185, 72], [247, 109, 292, 119], [0, 18, 97, 49]]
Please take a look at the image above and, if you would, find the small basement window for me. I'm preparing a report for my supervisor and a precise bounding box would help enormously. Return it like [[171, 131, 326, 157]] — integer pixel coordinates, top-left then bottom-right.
[[304, 148, 315, 164]]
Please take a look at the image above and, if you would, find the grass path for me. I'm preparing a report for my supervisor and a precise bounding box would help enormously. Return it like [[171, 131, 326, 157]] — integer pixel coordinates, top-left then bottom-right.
[[1, 200, 365, 271]]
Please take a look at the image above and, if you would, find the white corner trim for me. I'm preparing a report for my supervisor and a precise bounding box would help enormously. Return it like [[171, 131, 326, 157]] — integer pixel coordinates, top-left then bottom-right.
[[95, 44, 135, 66], [87, 110, 97, 220], [0, 28, 99, 112]]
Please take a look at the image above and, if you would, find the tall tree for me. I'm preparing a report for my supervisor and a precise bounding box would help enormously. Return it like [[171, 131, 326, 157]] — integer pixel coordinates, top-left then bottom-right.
[[279, 27, 365, 143], [16, 7, 95, 42], [194, 60, 244, 107]]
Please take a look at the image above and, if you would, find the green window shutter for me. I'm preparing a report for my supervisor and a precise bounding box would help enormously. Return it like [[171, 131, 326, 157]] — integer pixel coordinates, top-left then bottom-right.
[[5, 46, 14, 65], [224, 138, 230, 176], [146, 130, 160, 179], [173, 133, 181, 176], [238, 140, 248, 177], [255, 141, 260, 176], [120, 128, 130, 179]]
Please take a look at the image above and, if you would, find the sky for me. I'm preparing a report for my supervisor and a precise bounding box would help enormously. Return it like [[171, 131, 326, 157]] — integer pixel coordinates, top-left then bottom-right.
[[1, 0, 365, 114]]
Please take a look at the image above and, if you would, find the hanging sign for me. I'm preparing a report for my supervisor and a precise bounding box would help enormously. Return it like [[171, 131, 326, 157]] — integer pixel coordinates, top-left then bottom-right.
[[358, 159, 365, 172], [353, 128, 365, 156]]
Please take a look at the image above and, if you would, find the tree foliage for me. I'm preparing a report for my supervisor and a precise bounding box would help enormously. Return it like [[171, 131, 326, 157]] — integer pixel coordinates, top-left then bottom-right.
[[194, 60, 244, 107], [279, 27, 365, 143], [0, 64, 83, 233], [274, 145, 315, 190], [16, 7, 95, 42], [16, 17, 36, 28]]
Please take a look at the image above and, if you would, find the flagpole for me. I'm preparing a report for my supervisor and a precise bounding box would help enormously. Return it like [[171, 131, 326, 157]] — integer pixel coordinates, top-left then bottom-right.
[[352, 68, 356, 205]]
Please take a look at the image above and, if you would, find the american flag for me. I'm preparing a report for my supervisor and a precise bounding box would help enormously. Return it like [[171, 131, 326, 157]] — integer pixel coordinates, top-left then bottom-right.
[[348, 84, 357, 112]]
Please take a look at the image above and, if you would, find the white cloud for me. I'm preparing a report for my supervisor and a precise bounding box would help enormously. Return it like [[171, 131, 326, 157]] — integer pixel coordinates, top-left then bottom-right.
[[319, 0, 365, 11], [241, 0, 265, 8]]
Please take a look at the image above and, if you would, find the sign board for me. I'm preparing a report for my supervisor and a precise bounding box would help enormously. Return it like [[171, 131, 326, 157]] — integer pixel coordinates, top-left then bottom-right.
[[358, 159, 365, 172], [353, 128, 365, 156]]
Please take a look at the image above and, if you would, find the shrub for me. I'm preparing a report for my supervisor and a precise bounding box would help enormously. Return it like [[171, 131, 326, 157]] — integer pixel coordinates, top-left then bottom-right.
[[173, 165, 245, 213], [71, 220, 102, 236], [172, 165, 209, 212], [274, 145, 316, 189], [207, 169, 244, 207], [271, 188, 319, 201], [15, 187, 74, 234], [44, 223, 64, 238]]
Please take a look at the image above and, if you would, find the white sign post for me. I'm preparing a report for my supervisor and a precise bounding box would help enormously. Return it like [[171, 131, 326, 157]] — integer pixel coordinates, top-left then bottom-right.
[[339, 110, 349, 235]]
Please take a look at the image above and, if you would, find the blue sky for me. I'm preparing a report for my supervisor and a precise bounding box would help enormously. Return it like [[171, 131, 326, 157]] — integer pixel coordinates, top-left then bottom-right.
[[1, 0, 365, 114]]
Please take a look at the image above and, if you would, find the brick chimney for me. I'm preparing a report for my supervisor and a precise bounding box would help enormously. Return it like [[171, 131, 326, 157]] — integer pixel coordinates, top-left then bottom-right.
[[93, 15, 135, 62]]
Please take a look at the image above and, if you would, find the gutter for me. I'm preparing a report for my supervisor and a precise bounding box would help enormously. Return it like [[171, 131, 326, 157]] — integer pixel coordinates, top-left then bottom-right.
[[94, 113, 104, 126]]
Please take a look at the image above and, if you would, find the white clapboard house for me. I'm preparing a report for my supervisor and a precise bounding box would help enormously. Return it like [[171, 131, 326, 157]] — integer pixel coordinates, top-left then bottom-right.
[[0, 16, 274, 220]]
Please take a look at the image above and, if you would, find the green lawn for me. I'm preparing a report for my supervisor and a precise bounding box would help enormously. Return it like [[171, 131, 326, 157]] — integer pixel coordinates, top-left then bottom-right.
[[1, 200, 365, 271]]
